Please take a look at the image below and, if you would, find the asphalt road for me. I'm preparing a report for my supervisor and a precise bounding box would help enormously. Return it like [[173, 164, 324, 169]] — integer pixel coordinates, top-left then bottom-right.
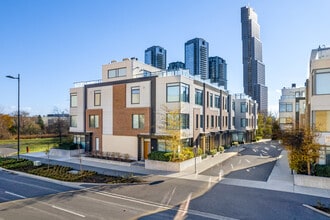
[[201, 141, 283, 181], [0, 169, 78, 203]]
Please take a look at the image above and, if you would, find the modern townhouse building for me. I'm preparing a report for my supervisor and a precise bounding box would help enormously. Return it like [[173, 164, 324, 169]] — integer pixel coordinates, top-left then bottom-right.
[[279, 83, 306, 131], [232, 93, 258, 143], [69, 58, 238, 161], [306, 46, 330, 165]]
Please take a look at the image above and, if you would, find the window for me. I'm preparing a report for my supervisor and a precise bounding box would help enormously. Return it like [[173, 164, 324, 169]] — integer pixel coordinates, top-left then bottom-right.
[[232, 101, 235, 110], [108, 68, 127, 78], [279, 117, 293, 124], [295, 102, 299, 112], [94, 90, 101, 106], [207, 115, 209, 128], [215, 95, 220, 108], [131, 87, 140, 104], [210, 93, 213, 107], [70, 115, 77, 127], [315, 71, 330, 95], [132, 114, 145, 129], [89, 115, 99, 128], [241, 118, 248, 127], [181, 114, 189, 129], [313, 111, 330, 132], [167, 83, 180, 102], [207, 92, 209, 107], [211, 115, 214, 128], [279, 103, 293, 112], [200, 115, 204, 128], [70, 93, 77, 107], [181, 83, 189, 102], [241, 102, 248, 113], [167, 83, 189, 103], [166, 113, 189, 129], [195, 89, 203, 105], [218, 116, 221, 127], [196, 114, 199, 129], [95, 138, 99, 151]]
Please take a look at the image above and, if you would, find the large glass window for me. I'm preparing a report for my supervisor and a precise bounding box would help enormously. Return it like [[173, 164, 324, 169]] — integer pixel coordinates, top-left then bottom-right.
[[94, 90, 101, 106], [70, 93, 77, 107], [200, 115, 204, 128], [240, 102, 248, 113], [132, 114, 145, 129], [279, 103, 293, 112], [167, 83, 180, 102], [108, 68, 127, 78], [315, 71, 330, 95], [89, 115, 99, 128], [314, 111, 330, 132], [167, 83, 189, 103], [166, 113, 189, 129], [195, 89, 203, 105], [70, 115, 77, 127], [131, 87, 140, 104]]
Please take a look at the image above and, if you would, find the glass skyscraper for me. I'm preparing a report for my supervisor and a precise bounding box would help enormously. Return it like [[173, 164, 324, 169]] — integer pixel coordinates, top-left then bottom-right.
[[145, 46, 167, 70], [184, 38, 209, 79], [209, 56, 227, 90], [241, 6, 268, 113]]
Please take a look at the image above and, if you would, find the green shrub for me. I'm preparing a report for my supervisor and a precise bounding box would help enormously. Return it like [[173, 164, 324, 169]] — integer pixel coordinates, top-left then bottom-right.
[[314, 164, 330, 177], [148, 151, 171, 161], [218, 146, 225, 153], [256, 136, 262, 141], [209, 149, 217, 156], [0, 158, 33, 169], [57, 143, 81, 150]]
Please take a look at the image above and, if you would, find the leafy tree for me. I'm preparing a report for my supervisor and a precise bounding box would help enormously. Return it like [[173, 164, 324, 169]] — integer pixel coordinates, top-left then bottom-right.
[[36, 115, 45, 132], [0, 114, 14, 139], [281, 129, 320, 175], [158, 106, 185, 162]]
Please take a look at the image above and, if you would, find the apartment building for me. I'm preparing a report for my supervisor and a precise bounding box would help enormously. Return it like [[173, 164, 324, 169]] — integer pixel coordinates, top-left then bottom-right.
[[306, 46, 330, 165], [232, 93, 258, 143], [279, 83, 306, 131], [69, 58, 241, 161]]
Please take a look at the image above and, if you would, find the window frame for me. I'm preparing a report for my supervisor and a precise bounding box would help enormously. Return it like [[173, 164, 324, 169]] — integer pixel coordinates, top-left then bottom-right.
[[70, 93, 77, 108], [94, 90, 101, 106], [131, 87, 140, 104], [132, 114, 145, 129]]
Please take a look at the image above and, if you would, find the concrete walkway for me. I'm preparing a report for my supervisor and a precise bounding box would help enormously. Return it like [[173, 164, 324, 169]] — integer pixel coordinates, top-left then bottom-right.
[[20, 141, 330, 199]]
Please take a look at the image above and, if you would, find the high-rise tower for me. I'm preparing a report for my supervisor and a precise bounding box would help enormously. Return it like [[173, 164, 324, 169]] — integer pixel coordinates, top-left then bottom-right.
[[185, 38, 209, 79], [209, 56, 227, 89], [241, 6, 268, 113], [145, 46, 167, 70]]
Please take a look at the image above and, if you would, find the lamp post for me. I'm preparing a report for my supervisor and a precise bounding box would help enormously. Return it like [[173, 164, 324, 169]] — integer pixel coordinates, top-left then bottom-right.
[[6, 74, 20, 160]]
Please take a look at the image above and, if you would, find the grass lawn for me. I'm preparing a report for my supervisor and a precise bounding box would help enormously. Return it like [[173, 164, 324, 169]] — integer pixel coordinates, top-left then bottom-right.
[[0, 137, 62, 154]]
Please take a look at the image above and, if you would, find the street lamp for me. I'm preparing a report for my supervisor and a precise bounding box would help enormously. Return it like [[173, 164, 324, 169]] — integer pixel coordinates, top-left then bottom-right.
[[6, 74, 20, 160]]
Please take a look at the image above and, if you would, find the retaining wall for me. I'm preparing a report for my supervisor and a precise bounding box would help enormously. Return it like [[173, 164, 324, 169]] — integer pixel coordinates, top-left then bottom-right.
[[294, 174, 330, 190], [145, 156, 202, 172]]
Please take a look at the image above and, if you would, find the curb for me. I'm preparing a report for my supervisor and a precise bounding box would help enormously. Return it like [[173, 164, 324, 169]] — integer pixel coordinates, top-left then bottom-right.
[[303, 204, 330, 218]]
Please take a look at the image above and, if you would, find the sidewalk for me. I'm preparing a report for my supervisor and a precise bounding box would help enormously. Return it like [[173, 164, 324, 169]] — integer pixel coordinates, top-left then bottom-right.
[[220, 150, 330, 198]]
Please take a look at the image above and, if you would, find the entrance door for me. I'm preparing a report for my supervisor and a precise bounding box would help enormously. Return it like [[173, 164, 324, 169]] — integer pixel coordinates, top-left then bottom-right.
[[144, 141, 150, 159]]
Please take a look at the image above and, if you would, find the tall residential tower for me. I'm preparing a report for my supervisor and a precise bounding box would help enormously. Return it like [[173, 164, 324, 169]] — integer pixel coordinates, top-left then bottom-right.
[[241, 6, 268, 113], [185, 38, 209, 79], [145, 46, 167, 70], [209, 56, 227, 90]]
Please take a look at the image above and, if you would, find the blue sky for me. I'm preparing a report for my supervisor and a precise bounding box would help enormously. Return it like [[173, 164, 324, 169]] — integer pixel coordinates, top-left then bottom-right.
[[1, 0, 330, 116]]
